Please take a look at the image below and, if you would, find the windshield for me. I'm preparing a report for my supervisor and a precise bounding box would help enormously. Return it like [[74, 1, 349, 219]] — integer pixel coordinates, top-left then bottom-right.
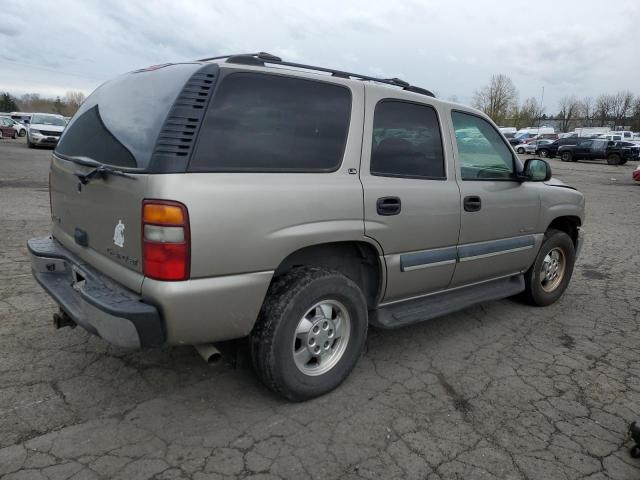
[[31, 115, 66, 126]]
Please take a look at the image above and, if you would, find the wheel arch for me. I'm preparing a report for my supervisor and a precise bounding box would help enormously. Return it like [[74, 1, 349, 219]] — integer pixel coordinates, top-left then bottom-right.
[[273, 240, 385, 308], [547, 216, 581, 246]]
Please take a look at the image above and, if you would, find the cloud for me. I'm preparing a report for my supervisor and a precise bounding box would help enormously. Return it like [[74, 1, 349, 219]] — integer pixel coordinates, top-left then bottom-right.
[[0, 0, 638, 112]]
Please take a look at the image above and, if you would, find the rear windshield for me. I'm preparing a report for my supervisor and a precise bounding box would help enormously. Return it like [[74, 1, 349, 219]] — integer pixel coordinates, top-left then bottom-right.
[[189, 72, 351, 172], [55, 63, 203, 169]]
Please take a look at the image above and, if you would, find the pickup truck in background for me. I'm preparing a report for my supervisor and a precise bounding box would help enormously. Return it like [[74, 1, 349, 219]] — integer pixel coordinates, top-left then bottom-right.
[[557, 138, 635, 165]]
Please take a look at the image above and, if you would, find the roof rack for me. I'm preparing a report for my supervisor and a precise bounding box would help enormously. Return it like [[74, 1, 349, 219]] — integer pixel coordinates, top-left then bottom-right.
[[197, 52, 435, 98]]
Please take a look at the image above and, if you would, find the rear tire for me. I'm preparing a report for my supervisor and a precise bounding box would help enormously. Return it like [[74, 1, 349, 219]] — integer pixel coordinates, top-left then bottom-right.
[[607, 154, 621, 165], [520, 229, 575, 306], [561, 151, 572, 162], [517, 147, 525, 154], [250, 266, 368, 401]]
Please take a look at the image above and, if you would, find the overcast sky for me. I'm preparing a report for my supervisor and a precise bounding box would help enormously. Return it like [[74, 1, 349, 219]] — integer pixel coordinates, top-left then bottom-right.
[[1, 0, 638, 113]]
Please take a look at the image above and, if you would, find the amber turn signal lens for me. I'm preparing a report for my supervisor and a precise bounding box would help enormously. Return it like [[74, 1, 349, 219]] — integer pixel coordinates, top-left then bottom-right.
[[143, 203, 184, 225]]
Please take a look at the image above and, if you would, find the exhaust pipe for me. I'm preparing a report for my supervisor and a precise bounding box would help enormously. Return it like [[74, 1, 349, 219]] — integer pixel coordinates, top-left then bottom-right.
[[194, 344, 222, 364]]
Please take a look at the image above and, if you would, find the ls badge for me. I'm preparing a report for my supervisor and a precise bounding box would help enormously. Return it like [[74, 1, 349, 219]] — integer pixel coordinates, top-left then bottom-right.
[[113, 220, 125, 248]]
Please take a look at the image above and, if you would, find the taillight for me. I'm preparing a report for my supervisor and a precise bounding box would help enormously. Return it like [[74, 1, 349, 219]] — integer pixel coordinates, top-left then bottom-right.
[[142, 200, 190, 281]]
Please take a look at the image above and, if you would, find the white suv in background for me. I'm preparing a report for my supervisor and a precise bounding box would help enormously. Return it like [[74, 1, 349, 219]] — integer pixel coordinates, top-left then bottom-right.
[[27, 114, 67, 148]]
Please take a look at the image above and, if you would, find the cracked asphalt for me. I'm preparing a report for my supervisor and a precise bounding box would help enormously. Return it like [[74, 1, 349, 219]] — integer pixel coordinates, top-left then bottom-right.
[[1, 137, 639, 479]]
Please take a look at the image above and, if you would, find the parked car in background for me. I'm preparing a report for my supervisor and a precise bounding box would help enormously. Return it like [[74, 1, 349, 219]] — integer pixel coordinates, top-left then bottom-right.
[[536, 137, 591, 158], [0, 117, 18, 138], [514, 126, 555, 143], [611, 141, 639, 160], [0, 116, 27, 136], [10, 112, 32, 125], [557, 138, 634, 165], [503, 132, 516, 141], [573, 127, 610, 137], [27, 114, 67, 148], [515, 139, 553, 154], [600, 131, 634, 142]]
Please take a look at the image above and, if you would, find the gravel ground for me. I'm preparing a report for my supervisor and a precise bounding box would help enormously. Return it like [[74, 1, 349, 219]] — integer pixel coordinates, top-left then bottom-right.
[[1, 137, 639, 480]]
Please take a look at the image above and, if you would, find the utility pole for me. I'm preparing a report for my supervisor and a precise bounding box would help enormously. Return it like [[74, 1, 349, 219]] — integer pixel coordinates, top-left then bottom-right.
[[537, 86, 545, 130]]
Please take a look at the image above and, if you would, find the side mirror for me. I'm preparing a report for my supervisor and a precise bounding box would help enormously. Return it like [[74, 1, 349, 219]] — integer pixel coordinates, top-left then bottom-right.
[[522, 158, 551, 182]]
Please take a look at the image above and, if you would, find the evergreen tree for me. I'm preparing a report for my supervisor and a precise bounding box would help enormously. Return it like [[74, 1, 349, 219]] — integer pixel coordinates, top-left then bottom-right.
[[53, 96, 65, 115], [0, 93, 18, 112]]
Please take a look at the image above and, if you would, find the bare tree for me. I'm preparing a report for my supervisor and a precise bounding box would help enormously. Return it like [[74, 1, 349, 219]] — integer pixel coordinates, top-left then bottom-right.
[[579, 96, 594, 126], [64, 91, 86, 116], [557, 96, 580, 132], [610, 91, 634, 128], [472, 74, 518, 125], [519, 97, 544, 127], [19, 93, 54, 112], [632, 98, 640, 131], [595, 94, 614, 127]]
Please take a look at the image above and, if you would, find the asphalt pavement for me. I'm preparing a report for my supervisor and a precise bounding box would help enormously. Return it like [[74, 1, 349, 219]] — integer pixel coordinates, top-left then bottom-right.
[[1, 137, 639, 479]]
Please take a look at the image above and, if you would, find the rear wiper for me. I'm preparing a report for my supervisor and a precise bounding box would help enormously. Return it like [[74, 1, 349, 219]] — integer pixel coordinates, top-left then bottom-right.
[[63, 155, 137, 184], [74, 165, 136, 184]]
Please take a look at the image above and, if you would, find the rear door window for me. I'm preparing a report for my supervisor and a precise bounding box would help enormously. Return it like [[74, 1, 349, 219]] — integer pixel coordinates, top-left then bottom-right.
[[189, 73, 351, 172], [370, 100, 445, 179]]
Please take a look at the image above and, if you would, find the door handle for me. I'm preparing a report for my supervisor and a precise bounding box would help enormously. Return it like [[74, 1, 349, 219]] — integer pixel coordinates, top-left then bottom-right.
[[376, 196, 401, 216], [463, 195, 482, 212]]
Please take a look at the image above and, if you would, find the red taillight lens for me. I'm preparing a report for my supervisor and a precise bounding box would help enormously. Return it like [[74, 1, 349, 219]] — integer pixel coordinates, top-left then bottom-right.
[[142, 200, 190, 281]]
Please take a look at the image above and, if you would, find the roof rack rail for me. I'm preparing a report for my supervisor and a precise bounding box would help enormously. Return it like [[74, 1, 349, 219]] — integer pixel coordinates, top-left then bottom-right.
[[197, 52, 435, 98]]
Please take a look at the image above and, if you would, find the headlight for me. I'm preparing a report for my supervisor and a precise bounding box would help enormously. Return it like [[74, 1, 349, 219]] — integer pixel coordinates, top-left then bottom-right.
[[30, 129, 41, 135]]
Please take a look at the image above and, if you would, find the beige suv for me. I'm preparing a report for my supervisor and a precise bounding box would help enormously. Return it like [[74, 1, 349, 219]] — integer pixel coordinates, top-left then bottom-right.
[[29, 53, 585, 400]]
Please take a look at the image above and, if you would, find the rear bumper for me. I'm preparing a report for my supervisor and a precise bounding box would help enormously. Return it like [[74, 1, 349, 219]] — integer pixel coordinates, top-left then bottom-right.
[[28, 236, 164, 348]]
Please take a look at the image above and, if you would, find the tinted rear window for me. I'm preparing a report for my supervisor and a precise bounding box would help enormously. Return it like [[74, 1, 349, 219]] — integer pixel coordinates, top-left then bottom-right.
[[55, 106, 136, 168], [189, 72, 351, 172], [55, 63, 204, 169]]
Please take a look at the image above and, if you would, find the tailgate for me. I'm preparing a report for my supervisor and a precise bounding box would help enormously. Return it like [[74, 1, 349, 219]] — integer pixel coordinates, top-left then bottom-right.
[[50, 154, 148, 291], [47, 62, 217, 292]]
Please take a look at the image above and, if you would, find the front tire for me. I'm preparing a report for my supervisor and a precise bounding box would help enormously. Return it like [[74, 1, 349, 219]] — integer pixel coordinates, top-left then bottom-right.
[[521, 229, 575, 306], [517, 147, 525, 154], [561, 151, 572, 162], [250, 266, 368, 401], [18, 129, 26, 137], [607, 154, 621, 165], [538, 149, 549, 158]]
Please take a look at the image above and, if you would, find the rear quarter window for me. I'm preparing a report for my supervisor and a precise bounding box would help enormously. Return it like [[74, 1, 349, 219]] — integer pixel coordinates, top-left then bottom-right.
[[188, 72, 352, 172]]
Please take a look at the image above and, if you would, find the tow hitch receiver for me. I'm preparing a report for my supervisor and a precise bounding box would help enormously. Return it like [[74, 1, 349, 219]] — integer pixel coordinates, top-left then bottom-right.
[[53, 310, 76, 330]]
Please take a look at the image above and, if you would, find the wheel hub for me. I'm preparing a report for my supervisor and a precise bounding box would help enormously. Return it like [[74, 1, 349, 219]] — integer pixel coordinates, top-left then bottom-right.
[[540, 247, 566, 292], [292, 300, 351, 376], [305, 317, 336, 357]]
